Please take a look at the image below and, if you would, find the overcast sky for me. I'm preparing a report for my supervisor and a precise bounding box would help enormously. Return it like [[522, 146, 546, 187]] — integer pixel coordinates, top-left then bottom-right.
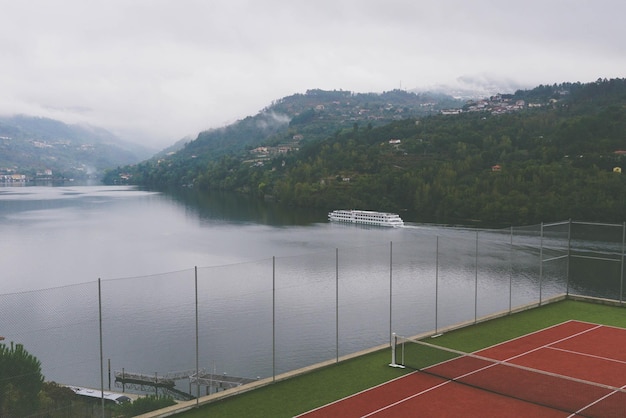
[[1, 0, 624, 148]]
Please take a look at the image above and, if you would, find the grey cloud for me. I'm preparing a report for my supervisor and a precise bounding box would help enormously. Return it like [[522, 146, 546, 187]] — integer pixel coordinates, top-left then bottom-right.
[[0, 0, 624, 148]]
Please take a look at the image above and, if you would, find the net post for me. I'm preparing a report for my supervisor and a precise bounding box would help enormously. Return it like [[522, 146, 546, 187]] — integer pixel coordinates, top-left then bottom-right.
[[389, 333, 405, 368]]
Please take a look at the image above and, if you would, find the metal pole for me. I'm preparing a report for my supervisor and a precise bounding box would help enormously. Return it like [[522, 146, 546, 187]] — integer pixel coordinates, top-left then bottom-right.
[[98, 278, 104, 418], [272, 256, 276, 382], [195, 266, 199, 405], [539, 222, 543, 305], [566, 220, 572, 296], [509, 226, 513, 313], [619, 222, 626, 303], [474, 231, 478, 323], [389, 241, 393, 346], [435, 236, 439, 334], [336, 248, 339, 362]]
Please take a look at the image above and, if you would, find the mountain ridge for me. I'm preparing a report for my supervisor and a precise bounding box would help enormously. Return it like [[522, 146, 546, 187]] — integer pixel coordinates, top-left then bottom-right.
[[105, 78, 626, 226], [152, 88, 463, 162]]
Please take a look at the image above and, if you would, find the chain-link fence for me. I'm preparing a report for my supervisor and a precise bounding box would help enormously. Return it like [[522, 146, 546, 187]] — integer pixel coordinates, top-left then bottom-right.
[[1, 220, 624, 416]]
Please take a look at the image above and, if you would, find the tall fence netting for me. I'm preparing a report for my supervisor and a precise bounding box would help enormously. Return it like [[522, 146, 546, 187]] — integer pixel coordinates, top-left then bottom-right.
[[1, 220, 624, 415]]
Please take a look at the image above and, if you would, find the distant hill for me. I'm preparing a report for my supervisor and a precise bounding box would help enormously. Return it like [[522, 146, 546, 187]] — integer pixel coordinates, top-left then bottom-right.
[[170, 89, 462, 162], [0, 115, 154, 181], [103, 89, 462, 185]]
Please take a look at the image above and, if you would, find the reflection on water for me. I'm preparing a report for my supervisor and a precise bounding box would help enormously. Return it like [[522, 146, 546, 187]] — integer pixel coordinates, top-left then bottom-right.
[[165, 187, 328, 226]]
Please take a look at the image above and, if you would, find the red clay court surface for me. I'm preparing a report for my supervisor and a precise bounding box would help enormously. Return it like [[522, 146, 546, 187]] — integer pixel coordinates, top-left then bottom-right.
[[297, 321, 626, 417]]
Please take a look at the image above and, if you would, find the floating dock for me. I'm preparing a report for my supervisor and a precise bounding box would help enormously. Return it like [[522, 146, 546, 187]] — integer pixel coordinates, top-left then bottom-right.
[[114, 369, 257, 398], [114, 370, 176, 388]]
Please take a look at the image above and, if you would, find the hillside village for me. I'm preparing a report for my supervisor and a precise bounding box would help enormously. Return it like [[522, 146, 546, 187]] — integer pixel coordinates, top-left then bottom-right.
[[444, 93, 552, 116], [0, 116, 150, 182], [245, 91, 558, 168], [248, 135, 302, 166], [0, 167, 54, 183]]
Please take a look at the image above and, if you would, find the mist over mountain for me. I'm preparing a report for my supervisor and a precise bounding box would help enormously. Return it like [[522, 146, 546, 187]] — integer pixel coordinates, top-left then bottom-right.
[[163, 89, 462, 160], [415, 74, 530, 100], [0, 115, 154, 181]]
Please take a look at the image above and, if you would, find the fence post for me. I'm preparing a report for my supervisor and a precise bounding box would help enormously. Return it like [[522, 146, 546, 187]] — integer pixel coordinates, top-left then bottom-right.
[[195, 266, 199, 405], [336, 248, 339, 362], [272, 256, 276, 382], [566, 220, 572, 296], [389, 241, 393, 346], [619, 222, 626, 304], [98, 278, 104, 418], [509, 226, 513, 313], [474, 231, 479, 323], [539, 222, 543, 305], [435, 236, 439, 334]]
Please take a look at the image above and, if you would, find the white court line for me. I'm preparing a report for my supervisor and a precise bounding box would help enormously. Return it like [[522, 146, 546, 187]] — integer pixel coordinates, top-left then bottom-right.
[[547, 345, 626, 366], [363, 323, 607, 417]]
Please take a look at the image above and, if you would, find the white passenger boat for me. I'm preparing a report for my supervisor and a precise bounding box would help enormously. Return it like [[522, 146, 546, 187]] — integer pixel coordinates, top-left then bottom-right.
[[328, 210, 404, 227]]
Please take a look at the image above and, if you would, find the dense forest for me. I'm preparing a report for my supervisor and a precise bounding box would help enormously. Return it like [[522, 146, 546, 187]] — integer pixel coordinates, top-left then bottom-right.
[[104, 79, 626, 226]]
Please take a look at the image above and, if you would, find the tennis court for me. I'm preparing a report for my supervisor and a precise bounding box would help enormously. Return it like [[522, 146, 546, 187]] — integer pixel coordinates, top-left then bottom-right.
[[297, 321, 626, 417]]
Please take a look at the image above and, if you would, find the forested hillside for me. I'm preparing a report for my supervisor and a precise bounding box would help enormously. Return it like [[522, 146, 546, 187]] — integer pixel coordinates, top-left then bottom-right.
[[103, 89, 460, 185], [105, 79, 626, 226]]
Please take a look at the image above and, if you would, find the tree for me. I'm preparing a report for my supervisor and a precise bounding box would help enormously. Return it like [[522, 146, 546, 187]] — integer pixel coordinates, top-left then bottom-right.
[[0, 342, 44, 417], [38, 382, 77, 417], [113, 395, 176, 417]]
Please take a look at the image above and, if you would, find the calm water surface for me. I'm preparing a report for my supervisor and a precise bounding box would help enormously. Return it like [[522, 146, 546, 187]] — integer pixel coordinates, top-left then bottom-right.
[[0, 185, 371, 292]]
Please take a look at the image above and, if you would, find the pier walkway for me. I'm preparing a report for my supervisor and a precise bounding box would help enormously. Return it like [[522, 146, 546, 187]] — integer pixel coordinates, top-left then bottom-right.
[[189, 371, 258, 390], [114, 369, 257, 399]]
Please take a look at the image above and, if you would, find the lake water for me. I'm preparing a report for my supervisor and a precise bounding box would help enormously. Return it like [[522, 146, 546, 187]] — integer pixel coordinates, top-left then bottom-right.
[[0, 185, 621, 395]]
